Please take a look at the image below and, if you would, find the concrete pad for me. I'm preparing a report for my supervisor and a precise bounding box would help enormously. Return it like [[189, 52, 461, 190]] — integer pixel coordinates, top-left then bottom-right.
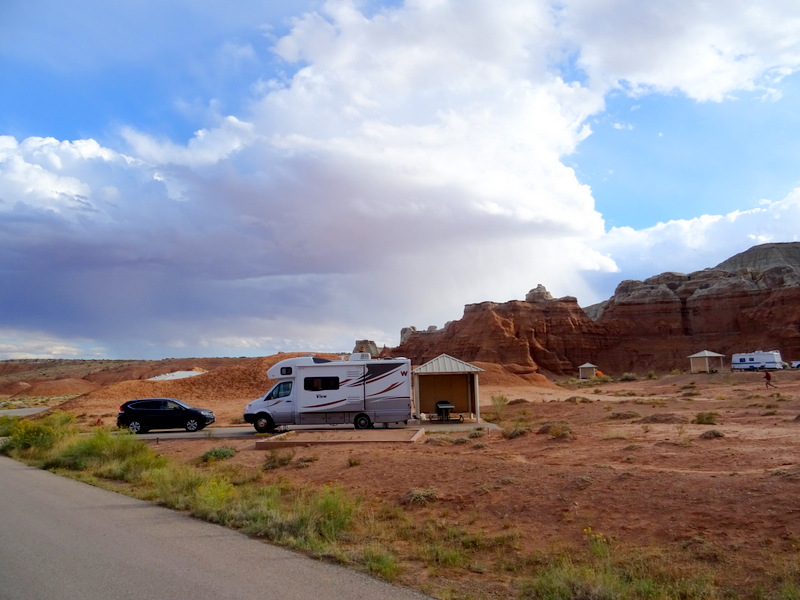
[[254, 427, 426, 449]]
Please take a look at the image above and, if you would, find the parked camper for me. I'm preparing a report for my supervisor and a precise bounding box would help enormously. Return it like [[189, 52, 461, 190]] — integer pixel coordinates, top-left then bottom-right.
[[731, 350, 784, 371], [243, 353, 412, 433]]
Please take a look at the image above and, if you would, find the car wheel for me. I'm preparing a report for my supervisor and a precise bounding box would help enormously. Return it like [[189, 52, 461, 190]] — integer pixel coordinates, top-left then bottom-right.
[[185, 418, 200, 432], [253, 414, 275, 434], [128, 421, 146, 434], [354, 413, 371, 430]]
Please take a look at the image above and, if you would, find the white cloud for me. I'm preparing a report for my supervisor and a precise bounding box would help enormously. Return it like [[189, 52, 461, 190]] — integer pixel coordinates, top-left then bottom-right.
[[561, 0, 800, 101], [2, 1, 800, 358], [595, 188, 800, 280], [0, 329, 98, 359], [121, 116, 256, 167]]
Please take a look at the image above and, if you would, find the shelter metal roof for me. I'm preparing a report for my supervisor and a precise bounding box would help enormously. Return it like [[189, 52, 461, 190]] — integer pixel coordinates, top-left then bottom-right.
[[578, 362, 597, 368], [413, 354, 484, 374], [688, 350, 725, 358]]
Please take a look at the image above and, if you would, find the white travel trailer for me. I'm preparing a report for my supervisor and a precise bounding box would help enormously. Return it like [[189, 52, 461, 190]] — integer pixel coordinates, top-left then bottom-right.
[[730, 350, 784, 371], [243, 353, 412, 433]]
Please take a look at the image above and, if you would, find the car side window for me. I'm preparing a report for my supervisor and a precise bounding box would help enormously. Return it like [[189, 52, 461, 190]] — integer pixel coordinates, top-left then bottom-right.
[[165, 400, 181, 410], [134, 400, 160, 410]]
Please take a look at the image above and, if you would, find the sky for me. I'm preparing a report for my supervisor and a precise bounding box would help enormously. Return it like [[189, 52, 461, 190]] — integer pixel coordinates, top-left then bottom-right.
[[2, 0, 800, 360]]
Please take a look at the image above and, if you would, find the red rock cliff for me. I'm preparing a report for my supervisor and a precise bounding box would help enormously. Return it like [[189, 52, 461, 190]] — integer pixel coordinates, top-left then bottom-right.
[[387, 243, 800, 375]]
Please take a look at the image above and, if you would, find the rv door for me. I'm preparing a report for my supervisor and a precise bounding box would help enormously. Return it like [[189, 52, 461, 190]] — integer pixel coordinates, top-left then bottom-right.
[[264, 380, 295, 425]]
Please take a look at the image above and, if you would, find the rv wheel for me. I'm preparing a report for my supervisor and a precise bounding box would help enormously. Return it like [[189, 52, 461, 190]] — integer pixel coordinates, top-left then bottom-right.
[[254, 414, 275, 434], [354, 414, 372, 430]]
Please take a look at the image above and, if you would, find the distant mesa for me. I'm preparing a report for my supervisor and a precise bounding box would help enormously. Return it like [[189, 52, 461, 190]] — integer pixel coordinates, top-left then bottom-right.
[[382, 242, 800, 375]]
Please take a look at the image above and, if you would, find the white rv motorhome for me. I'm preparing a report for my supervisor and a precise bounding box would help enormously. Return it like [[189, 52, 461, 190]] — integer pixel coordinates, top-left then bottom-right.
[[243, 353, 412, 433], [730, 350, 784, 371]]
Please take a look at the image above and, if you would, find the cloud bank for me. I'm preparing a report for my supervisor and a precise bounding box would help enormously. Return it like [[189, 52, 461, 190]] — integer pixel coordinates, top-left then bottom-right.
[[2, 0, 800, 358]]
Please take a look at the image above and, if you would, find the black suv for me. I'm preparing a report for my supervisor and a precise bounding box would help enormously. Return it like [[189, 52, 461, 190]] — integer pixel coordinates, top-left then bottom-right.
[[117, 398, 215, 434]]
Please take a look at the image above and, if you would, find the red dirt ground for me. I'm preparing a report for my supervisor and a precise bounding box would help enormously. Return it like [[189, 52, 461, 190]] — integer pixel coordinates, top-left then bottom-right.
[[12, 360, 800, 597], [151, 369, 800, 596]]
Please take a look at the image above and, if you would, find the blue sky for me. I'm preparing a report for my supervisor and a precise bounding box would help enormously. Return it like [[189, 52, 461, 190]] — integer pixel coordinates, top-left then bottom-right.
[[2, 0, 800, 359]]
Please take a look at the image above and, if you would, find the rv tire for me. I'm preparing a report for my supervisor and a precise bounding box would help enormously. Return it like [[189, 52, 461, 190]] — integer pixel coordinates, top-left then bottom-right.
[[354, 413, 372, 430], [254, 414, 275, 434]]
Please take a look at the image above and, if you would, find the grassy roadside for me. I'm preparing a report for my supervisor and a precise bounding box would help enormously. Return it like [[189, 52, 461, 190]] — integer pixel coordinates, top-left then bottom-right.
[[2, 412, 799, 600]]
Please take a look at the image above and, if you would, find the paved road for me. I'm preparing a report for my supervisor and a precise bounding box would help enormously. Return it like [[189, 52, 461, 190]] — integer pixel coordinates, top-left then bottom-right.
[[0, 406, 48, 417], [0, 456, 431, 600]]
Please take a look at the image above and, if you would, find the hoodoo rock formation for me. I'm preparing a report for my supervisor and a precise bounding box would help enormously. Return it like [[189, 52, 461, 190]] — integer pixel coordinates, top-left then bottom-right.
[[387, 242, 800, 375]]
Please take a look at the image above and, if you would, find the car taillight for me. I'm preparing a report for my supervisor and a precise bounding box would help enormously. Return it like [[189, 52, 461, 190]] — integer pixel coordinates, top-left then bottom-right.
[[118, 406, 125, 413]]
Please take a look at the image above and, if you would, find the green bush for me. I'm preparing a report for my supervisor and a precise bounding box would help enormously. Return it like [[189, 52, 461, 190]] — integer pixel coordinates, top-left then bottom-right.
[[363, 546, 402, 580], [200, 447, 237, 462], [43, 428, 166, 481], [692, 412, 718, 425], [502, 427, 529, 439], [0, 415, 19, 437], [619, 372, 638, 381], [6, 420, 58, 452]]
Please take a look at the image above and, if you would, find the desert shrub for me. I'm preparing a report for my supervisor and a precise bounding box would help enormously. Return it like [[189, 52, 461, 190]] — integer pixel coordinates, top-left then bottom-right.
[[0, 415, 19, 437], [296, 455, 319, 468], [263, 449, 295, 470], [508, 398, 528, 405], [619, 372, 638, 381], [547, 424, 573, 440], [6, 420, 58, 452], [3, 411, 79, 455], [142, 464, 206, 510], [425, 542, 467, 567], [502, 427, 529, 439], [692, 412, 718, 425], [199, 446, 237, 462], [347, 456, 361, 467], [468, 430, 484, 439], [699, 430, 724, 439], [424, 436, 451, 446], [362, 546, 402, 580], [646, 370, 658, 380], [44, 428, 165, 481], [193, 477, 237, 517], [609, 411, 640, 420], [404, 487, 437, 506], [491, 394, 509, 420], [565, 396, 592, 403], [452, 437, 469, 445]]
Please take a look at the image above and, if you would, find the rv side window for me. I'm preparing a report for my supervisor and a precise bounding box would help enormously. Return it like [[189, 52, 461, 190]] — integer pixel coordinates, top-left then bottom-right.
[[280, 367, 292, 376], [738, 358, 745, 363], [304, 377, 340, 391]]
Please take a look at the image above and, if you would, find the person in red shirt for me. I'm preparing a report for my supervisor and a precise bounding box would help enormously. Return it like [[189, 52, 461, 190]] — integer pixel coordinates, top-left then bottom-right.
[[764, 370, 777, 388]]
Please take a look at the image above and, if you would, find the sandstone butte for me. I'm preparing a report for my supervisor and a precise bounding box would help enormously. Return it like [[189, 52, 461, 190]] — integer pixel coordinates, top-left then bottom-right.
[[384, 241, 800, 375]]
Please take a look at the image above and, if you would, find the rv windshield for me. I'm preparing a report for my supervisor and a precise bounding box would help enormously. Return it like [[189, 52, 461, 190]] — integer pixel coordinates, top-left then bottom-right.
[[266, 381, 292, 400]]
